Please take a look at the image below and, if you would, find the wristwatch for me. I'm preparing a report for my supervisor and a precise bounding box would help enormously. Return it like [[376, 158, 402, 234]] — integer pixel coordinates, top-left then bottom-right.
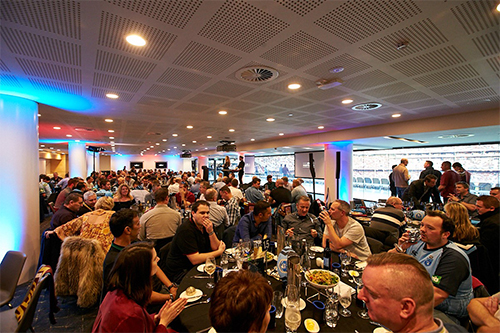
[[167, 282, 178, 291]]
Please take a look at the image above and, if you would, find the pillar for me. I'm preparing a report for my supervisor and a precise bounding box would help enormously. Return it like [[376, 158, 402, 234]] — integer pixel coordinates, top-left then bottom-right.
[[0, 94, 39, 282], [324, 142, 353, 203], [68, 141, 87, 178]]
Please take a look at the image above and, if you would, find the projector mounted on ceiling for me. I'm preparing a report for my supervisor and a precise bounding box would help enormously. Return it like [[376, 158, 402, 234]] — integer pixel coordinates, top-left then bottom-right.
[[180, 150, 192, 158], [216, 140, 237, 152], [316, 78, 343, 90]]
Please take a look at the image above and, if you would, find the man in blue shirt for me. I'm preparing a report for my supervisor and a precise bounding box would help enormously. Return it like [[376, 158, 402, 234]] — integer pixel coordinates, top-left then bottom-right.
[[233, 200, 272, 242], [244, 178, 264, 203]]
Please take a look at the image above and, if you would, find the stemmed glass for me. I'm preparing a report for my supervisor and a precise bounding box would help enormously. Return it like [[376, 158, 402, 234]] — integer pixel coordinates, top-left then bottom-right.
[[240, 239, 251, 258], [339, 251, 351, 277], [338, 285, 352, 317], [284, 285, 301, 333], [354, 277, 370, 319], [204, 256, 216, 288]]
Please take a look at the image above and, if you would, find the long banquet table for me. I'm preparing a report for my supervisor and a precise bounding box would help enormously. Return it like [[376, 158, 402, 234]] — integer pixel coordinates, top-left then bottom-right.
[[170, 251, 378, 333]]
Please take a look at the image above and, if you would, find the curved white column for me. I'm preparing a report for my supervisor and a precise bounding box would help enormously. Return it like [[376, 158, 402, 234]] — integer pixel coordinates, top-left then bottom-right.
[[0, 94, 39, 282], [68, 141, 87, 178]]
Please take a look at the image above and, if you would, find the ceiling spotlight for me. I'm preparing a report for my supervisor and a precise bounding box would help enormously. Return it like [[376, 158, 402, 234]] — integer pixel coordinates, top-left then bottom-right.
[[155, 143, 160, 145], [109, 136, 114, 139], [105, 119, 113, 123], [147, 148, 150, 150], [279, 133, 284, 136], [288, 83, 301, 90], [497, 3, 500, 11], [125, 34, 146, 46], [38, 113, 41, 117], [250, 138, 255, 141], [266, 118, 275, 122], [229, 129, 235, 132], [396, 42, 409, 50], [168, 148, 171, 151], [40, 145, 45, 147], [342, 99, 353, 104], [108, 130, 115, 133], [53, 126, 61, 130], [187, 125, 193, 129], [392, 113, 401, 118], [162, 139, 167, 142], [150, 145, 154, 148], [288, 113, 293, 117], [207, 135, 212, 139], [106, 93, 119, 99], [318, 126, 324, 129], [66, 134, 72, 137], [110, 141, 115, 144], [218, 110, 227, 115], [174, 146, 177, 149], [172, 134, 178, 137]]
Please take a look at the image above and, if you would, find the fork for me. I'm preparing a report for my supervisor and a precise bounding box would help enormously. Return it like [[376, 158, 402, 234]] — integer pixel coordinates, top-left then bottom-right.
[[185, 298, 211, 308]]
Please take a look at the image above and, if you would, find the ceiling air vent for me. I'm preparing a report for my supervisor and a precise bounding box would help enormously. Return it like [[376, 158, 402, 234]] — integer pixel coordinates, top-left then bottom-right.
[[235, 66, 279, 83], [438, 134, 474, 139], [74, 127, 94, 132], [351, 102, 382, 111]]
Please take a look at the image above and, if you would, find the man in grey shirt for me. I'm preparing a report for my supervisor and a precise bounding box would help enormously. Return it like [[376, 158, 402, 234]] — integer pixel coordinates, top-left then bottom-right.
[[206, 188, 229, 239], [282, 196, 322, 245]]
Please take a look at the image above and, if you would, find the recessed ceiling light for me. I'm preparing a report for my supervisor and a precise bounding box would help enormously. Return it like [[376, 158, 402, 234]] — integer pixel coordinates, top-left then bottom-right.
[[318, 126, 324, 129], [39, 148, 42, 151], [53, 126, 61, 130], [172, 133, 178, 137], [155, 143, 160, 145], [150, 145, 154, 148], [288, 83, 301, 90], [38, 113, 41, 117], [288, 113, 293, 117], [109, 136, 114, 139], [182, 143, 186, 146], [57, 149, 60, 151], [187, 125, 193, 129], [66, 134, 72, 137], [75, 140, 80, 142], [162, 150, 165, 152], [283, 146, 290, 148], [108, 130, 114, 133], [162, 139, 167, 142], [392, 113, 401, 118], [497, 3, 500, 11], [229, 129, 235, 132], [279, 133, 284, 136], [250, 138, 255, 141], [106, 93, 119, 99], [342, 99, 353, 104], [147, 148, 150, 150], [125, 34, 146, 46], [192, 140, 197, 143], [207, 135, 212, 139], [50, 147, 54, 149], [40, 145, 45, 147], [174, 146, 177, 149], [104, 119, 113, 123], [168, 149, 171, 151], [266, 118, 275, 122], [218, 110, 227, 115]]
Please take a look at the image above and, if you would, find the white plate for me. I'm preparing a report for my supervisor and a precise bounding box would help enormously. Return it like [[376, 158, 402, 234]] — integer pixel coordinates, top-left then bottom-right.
[[310, 246, 324, 253], [225, 248, 236, 255], [208, 327, 217, 333], [282, 298, 306, 311], [355, 261, 367, 269], [373, 327, 392, 333], [197, 264, 205, 272], [179, 288, 203, 302], [304, 318, 320, 333]]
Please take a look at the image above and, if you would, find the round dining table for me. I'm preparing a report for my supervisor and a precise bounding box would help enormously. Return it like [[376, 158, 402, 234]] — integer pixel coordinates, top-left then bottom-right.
[[170, 252, 379, 333]]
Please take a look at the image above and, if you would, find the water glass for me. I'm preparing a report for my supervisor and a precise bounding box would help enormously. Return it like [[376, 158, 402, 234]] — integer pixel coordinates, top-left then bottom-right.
[[285, 303, 301, 333], [220, 252, 229, 269], [307, 247, 316, 261], [273, 291, 284, 319], [324, 300, 339, 328]]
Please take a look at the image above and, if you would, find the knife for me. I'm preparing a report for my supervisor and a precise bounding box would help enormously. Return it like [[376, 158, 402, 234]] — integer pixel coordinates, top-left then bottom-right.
[[191, 275, 212, 279]]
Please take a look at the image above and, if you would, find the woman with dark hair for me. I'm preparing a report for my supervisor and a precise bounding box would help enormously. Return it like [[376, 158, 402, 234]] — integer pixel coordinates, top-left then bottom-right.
[[92, 242, 187, 333], [209, 270, 273, 333], [223, 156, 231, 177]]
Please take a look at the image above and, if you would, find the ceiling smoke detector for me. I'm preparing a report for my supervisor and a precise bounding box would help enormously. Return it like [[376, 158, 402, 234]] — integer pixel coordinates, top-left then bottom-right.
[[235, 66, 279, 83], [351, 102, 383, 111]]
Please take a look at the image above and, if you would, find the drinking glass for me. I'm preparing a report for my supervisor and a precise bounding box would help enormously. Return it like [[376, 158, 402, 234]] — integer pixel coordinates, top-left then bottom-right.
[[220, 252, 229, 270], [285, 284, 299, 306], [339, 251, 351, 277], [240, 239, 251, 258], [273, 291, 284, 319], [285, 303, 301, 333], [307, 247, 316, 261], [324, 300, 339, 328], [338, 285, 352, 317], [204, 256, 216, 288], [354, 278, 370, 319]]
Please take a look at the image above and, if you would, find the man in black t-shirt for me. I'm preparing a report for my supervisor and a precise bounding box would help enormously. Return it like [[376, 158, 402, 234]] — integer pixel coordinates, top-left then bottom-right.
[[236, 156, 245, 186], [164, 200, 226, 283], [269, 179, 292, 208]]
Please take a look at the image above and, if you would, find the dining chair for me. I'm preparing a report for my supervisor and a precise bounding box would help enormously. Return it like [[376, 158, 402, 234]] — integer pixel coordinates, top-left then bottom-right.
[[0, 251, 27, 308]]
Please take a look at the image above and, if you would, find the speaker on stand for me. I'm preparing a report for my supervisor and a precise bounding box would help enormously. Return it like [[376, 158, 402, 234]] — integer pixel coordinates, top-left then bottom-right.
[[336, 151, 341, 199], [309, 153, 316, 200]]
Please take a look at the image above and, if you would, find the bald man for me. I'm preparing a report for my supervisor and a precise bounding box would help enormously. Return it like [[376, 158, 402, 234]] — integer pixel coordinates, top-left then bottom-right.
[[370, 196, 406, 238]]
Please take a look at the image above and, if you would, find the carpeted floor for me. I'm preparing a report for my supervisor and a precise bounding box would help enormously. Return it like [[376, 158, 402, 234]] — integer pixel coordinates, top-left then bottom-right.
[[0, 214, 99, 332]]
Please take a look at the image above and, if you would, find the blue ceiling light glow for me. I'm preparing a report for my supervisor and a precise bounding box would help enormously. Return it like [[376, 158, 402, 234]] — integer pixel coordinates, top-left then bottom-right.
[[0, 78, 95, 112]]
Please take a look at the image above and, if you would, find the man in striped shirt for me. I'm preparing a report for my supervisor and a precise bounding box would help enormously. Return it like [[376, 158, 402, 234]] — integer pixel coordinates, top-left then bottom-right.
[[219, 186, 240, 227], [370, 197, 406, 239], [206, 188, 229, 239]]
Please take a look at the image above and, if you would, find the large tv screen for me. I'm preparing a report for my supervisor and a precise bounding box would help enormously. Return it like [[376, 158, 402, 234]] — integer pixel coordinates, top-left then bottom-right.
[[155, 162, 167, 169], [130, 161, 143, 169]]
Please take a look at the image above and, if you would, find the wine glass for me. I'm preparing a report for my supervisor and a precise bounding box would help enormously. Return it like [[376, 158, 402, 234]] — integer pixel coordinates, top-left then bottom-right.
[[284, 285, 301, 333], [338, 285, 352, 317], [204, 256, 216, 288], [354, 278, 370, 319], [339, 251, 351, 277]]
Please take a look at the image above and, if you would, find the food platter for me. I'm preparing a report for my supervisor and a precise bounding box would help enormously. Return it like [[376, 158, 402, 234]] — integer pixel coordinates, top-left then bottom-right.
[[305, 269, 339, 289]]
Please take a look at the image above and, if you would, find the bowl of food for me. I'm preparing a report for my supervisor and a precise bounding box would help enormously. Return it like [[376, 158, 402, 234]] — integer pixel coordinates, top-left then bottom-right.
[[305, 269, 339, 289]]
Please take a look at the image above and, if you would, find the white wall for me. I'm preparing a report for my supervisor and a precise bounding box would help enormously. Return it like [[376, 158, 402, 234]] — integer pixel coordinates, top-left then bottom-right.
[[110, 154, 186, 171]]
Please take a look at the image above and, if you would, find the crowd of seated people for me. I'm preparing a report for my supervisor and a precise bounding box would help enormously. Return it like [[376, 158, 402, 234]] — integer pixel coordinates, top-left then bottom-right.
[[33, 163, 499, 332]]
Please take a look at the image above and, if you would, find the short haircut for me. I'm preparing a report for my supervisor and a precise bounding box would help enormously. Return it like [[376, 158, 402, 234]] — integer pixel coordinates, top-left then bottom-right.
[[477, 195, 500, 209], [386, 196, 401, 206], [154, 188, 169, 203], [292, 179, 300, 187], [200, 181, 210, 189], [252, 177, 261, 185], [367, 253, 434, 308], [282, 176, 289, 182], [108, 242, 153, 307], [109, 209, 138, 238], [68, 178, 79, 187], [452, 162, 463, 169], [297, 195, 310, 204], [442, 161, 451, 168], [231, 179, 238, 187], [96, 196, 114, 210], [275, 179, 284, 186], [455, 181, 469, 189], [267, 175, 272, 180], [205, 188, 218, 201], [83, 190, 96, 201], [426, 210, 455, 235], [219, 185, 230, 194], [253, 200, 270, 216], [192, 200, 210, 213], [209, 270, 273, 333], [222, 176, 230, 184], [64, 192, 82, 205], [425, 160, 433, 167], [99, 179, 110, 188], [334, 199, 350, 214], [401, 158, 408, 163], [424, 174, 437, 182]]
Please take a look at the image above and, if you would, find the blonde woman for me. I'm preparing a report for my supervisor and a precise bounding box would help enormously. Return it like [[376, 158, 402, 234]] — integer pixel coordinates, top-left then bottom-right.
[[49, 197, 116, 252], [444, 201, 479, 244], [114, 184, 135, 211]]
